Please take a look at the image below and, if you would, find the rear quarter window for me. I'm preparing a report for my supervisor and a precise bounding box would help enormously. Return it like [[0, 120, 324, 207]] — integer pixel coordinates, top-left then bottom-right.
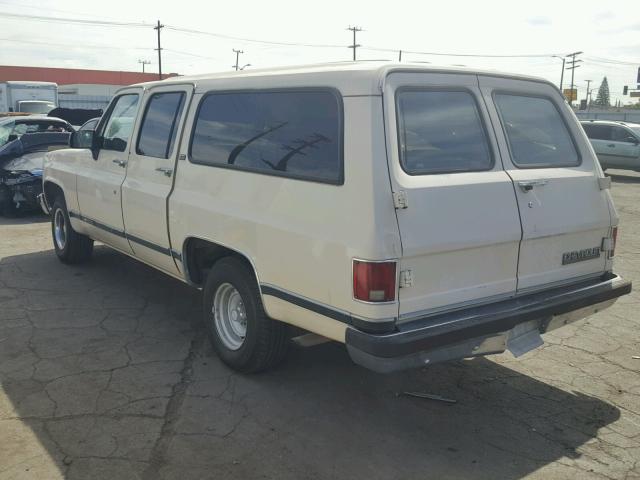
[[494, 93, 580, 168], [189, 89, 343, 184], [396, 89, 493, 175]]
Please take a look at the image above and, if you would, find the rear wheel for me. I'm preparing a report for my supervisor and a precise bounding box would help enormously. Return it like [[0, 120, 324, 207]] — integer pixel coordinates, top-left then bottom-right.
[[51, 197, 93, 264], [203, 257, 289, 373]]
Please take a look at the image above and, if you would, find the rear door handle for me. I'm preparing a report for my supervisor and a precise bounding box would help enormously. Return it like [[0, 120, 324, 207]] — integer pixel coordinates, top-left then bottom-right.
[[518, 180, 548, 192], [607, 144, 615, 148], [112, 159, 127, 168], [155, 167, 173, 177]]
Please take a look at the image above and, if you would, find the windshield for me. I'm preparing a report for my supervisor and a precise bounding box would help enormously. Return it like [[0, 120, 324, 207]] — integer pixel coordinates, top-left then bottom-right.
[[0, 119, 69, 148], [0, 120, 16, 147], [19, 102, 56, 114], [631, 126, 640, 136]]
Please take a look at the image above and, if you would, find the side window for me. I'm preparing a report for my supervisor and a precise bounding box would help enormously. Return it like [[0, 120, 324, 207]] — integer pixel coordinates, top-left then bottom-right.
[[190, 90, 343, 184], [611, 126, 636, 143], [494, 94, 579, 167], [396, 89, 492, 174], [582, 124, 612, 141], [80, 119, 99, 131], [136, 92, 185, 159], [101, 94, 139, 152]]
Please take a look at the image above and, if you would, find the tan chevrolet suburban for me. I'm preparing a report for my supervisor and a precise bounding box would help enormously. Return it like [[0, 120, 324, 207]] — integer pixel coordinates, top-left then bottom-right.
[[40, 63, 631, 373]]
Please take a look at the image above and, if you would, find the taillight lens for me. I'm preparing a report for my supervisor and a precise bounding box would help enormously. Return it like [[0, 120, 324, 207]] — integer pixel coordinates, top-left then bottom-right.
[[353, 260, 397, 302], [611, 227, 618, 257]]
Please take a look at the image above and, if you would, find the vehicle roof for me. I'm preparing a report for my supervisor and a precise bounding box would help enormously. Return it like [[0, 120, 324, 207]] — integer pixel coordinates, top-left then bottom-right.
[[2, 81, 57, 87], [580, 119, 640, 128], [0, 116, 69, 125], [125, 62, 557, 96]]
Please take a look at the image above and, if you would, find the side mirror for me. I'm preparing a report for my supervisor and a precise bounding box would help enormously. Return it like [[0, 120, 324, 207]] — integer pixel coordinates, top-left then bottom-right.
[[70, 130, 102, 158], [70, 130, 95, 149], [626, 136, 640, 145]]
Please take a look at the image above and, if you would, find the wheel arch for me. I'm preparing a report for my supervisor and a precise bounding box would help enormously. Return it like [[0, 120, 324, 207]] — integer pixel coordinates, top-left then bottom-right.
[[43, 180, 65, 206], [181, 236, 263, 293]]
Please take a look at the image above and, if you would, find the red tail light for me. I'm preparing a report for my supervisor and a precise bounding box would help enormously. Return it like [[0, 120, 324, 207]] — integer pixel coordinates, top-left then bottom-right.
[[611, 227, 618, 257], [353, 260, 397, 302]]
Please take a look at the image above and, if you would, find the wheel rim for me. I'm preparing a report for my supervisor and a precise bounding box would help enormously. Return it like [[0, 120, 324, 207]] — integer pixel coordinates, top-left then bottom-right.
[[212, 283, 247, 350], [53, 208, 67, 250]]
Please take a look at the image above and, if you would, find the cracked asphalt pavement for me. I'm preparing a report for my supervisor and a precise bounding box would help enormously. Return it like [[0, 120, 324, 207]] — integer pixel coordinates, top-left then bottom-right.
[[1, 171, 640, 480]]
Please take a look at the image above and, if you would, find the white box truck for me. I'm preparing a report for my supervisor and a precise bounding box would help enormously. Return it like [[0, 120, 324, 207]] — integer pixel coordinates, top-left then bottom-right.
[[0, 81, 58, 114]]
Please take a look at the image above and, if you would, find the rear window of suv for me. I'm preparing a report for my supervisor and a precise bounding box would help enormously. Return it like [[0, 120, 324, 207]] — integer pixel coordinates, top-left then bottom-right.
[[189, 89, 343, 184], [396, 89, 493, 175], [494, 94, 580, 168]]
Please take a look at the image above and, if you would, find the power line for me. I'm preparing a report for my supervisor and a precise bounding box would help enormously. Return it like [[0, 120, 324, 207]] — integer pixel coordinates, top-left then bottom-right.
[[0, 11, 148, 27], [585, 55, 640, 66], [0, 37, 150, 50], [165, 25, 344, 49], [0, 0, 135, 23], [163, 48, 220, 60], [583, 60, 635, 72], [360, 46, 561, 58], [1, 11, 640, 68]]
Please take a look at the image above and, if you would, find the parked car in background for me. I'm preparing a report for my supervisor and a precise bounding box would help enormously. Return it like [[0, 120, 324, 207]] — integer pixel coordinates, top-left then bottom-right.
[[581, 120, 640, 171], [0, 116, 73, 148], [41, 63, 630, 373], [0, 131, 70, 214]]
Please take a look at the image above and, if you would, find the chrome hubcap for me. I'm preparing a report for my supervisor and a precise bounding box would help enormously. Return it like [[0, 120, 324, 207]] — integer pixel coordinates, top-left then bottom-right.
[[212, 283, 247, 350], [53, 209, 67, 250]]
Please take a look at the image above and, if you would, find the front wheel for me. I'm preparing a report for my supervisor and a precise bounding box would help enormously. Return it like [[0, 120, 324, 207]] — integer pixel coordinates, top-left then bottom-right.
[[51, 197, 94, 264], [203, 257, 289, 373]]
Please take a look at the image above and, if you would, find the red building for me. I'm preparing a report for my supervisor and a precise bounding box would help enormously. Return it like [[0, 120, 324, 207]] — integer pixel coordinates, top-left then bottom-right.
[[0, 65, 180, 109], [0, 65, 177, 86]]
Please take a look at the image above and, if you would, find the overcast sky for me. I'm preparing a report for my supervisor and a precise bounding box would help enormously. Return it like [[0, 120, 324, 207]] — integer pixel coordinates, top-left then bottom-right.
[[1, 0, 638, 104]]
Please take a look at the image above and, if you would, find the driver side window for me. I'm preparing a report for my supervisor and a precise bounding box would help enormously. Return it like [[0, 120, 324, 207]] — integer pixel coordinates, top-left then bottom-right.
[[101, 94, 139, 152]]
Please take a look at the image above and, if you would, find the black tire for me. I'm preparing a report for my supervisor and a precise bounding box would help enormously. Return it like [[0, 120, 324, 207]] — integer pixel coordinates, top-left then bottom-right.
[[203, 257, 289, 373], [0, 185, 16, 217], [51, 196, 94, 264]]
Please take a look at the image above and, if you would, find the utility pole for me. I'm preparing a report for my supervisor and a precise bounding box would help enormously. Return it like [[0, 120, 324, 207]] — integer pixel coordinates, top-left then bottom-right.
[[138, 59, 151, 73], [552, 55, 566, 91], [398, 50, 402, 62], [232, 49, 244, 71], [347, 26, 362, 61], [565, 51, 583, 107], [154, 20, 164, 80], [584, 79, 592, 107]]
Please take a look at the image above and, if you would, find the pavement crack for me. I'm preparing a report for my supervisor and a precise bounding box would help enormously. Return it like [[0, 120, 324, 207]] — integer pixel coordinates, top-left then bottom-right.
[[141, 333, 203, 479]]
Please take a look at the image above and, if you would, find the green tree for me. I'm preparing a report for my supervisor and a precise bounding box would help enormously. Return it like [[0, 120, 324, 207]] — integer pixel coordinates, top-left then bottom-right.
[[594, 77, 611, 108]]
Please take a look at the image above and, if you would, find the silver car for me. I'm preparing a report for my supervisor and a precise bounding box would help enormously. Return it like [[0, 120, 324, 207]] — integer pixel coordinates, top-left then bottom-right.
[[581, 120, 640, 171]]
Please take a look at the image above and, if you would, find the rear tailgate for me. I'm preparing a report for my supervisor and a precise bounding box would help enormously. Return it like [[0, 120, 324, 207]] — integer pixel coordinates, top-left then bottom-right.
[[478, 75, 613, 292]]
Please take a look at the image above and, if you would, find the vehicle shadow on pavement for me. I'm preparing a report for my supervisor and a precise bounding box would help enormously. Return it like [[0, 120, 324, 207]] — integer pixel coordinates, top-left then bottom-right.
[[0, 212, 49, 226], [608, 172, 640, 184], [0, 247, 621, 480]]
